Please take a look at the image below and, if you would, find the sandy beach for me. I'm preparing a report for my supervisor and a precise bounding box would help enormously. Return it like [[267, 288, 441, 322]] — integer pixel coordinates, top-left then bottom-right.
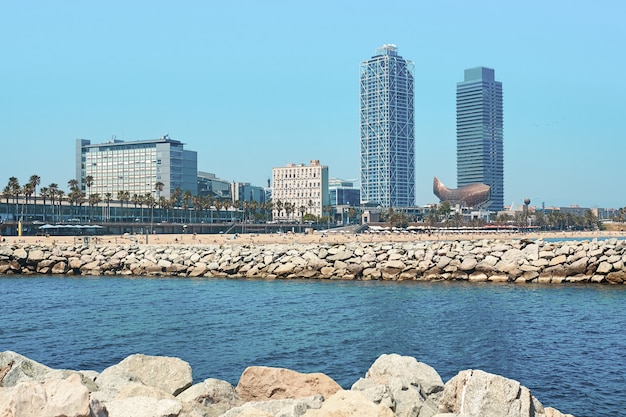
[[5, 229, 625, 247]]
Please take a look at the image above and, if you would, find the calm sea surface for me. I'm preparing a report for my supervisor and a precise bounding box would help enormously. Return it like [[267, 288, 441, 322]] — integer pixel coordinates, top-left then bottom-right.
[[1, 276, 624, 417]]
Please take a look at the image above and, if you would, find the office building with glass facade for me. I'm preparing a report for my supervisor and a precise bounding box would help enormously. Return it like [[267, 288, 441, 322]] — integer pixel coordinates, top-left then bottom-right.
[[76, 136, 198, 200], [456, 67, 504, 211], [360, 44, 415, 207], [329, 178, 360, 206]]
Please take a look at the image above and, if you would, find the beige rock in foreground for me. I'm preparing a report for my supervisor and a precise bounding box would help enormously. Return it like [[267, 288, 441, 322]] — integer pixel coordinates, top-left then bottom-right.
[[302, 390, 396, 417], [236, 366, 342, 402], [0, 373, 89, 417]]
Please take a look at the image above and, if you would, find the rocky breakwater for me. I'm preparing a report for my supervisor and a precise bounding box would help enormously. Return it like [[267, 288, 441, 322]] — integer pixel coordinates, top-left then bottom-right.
[[1, 238, 626, 283], [0, 351, 575, 417]]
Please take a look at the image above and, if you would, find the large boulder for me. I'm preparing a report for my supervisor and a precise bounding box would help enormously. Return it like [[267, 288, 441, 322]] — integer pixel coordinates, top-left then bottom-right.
[[95, 354, 193, 397], [364, 354, 443, 397], [0, 373, 89, 417], [0, 351, 54, 387], [302, 390, 396, 417], [235, 366, 341, 402], [102, 396, 182, 417], [439, 369, 543, 417], [176, 377, 243, 416], [353, 353, 444, 417], [221, 396, 323, 417]]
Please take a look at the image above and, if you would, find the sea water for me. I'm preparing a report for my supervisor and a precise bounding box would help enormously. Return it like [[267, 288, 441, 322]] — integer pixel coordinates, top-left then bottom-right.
[[1, 276, 624, 417]]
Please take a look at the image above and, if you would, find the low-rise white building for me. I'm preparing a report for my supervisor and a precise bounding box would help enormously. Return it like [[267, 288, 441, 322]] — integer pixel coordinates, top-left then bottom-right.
[[272, 160, 329, 221]]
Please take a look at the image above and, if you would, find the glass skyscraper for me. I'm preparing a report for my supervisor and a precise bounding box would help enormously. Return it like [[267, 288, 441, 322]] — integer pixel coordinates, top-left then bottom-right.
[[360, 44, 415, 207], [456, 67, 504, 211]]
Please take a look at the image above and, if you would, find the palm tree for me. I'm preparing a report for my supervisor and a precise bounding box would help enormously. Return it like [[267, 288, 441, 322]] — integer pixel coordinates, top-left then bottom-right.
[[56, 190, 65, 221], [40, 186, 49, 222], [22, 183, 34, 219], [2, 186, 11, 207], [452, 212, 463, 227], [348, 207, 357, 224], [153, 181, 164, 222], [29, 175, 40, 209], [68, 188, 85, 220], [170, 187, 181, 222], [192, 195, 204, 223], [159, 196, 169, 222], [213, 199, 226, 223], [284, 202, 294, 221], [583, 209, 598, 230], [103, 192, 112, 222], [204, 195, 214, 223], [144, 192, 156, 228], [84, 175, 94, 200], [307, 199, 314, 217], [131, 194, 140, 210], [68, 179, 79, 192], [182, 190, 192, 222], [534, 211, 547, 230], [48, 183, 59, 222], [67, 179, 81, 219], [154, 181, 164, 196], [437, 201, 451, 223], [248, 200, 258, 223], [426, 205, 438, 228], [117, 190, 130, 221], [323, 205, 333, 228], [299, 205, 306, 223], [7, 177, 20, 220], [275, 200, 283, 221], [88, 193, 101, 221]]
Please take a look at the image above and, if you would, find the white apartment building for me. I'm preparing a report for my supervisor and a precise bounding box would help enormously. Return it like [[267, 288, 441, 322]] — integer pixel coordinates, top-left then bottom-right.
[[272, 160, 329, 221]]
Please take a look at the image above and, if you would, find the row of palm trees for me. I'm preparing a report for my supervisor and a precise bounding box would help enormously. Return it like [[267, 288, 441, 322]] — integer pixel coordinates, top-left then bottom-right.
[[2, 175, 336, 224]]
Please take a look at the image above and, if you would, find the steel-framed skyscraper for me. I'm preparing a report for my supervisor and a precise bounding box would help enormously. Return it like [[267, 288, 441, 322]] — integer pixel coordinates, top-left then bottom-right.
[[456, 67, 504, 211], [360, 44, 415, 207]]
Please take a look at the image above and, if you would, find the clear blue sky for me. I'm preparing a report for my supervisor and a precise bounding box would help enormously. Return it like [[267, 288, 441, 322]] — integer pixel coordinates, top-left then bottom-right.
[[1, 0, 624, 209]]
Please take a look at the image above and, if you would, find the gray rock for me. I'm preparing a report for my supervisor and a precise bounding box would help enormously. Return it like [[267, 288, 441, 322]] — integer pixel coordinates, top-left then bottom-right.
[[301, 390, 395, 417], [103, 396, 182, 417], [0, 351, 53, 387], [358, 353, 443, 417], [459, 258, 477, 271], [439, 369, 543, 417], [222, 396, 323, 417], [177, 377, 241, 410], [27, 249, 46, 263], [13, 248, 28, 261], [596, 261, 612, 274], [96, 354, 192, 397], [351, 378, 395, 410]]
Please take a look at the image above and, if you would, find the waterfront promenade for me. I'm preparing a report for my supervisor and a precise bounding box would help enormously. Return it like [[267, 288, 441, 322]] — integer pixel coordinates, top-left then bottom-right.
[[4, 229, 625, 247]]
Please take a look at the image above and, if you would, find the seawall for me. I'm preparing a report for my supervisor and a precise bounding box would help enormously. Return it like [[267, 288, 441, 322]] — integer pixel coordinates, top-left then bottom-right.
[[1, 238, 625, 283]]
